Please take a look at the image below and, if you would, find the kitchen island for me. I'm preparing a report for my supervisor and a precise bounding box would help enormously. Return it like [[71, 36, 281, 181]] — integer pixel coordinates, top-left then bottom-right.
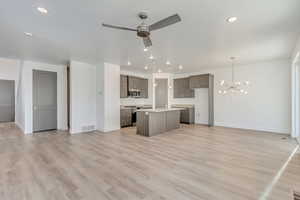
[[136, 108, 182, 137]]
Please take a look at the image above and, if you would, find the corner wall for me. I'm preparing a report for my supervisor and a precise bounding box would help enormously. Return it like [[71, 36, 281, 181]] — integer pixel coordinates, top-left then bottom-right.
[[96, 63, 120, 132], [69, 61, 96, 134]]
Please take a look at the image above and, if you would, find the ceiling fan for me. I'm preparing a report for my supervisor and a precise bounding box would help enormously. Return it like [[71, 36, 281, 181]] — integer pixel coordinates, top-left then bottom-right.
[[102, 12, 181, 48]]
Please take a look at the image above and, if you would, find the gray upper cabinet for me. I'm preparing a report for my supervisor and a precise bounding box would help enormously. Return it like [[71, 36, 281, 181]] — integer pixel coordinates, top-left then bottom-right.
[[120, 75, 128, 98], [173, 78, 195, 98], [189, 74, 209, 89], [122, 75, 148, 98], [128, 76, 138, 90]]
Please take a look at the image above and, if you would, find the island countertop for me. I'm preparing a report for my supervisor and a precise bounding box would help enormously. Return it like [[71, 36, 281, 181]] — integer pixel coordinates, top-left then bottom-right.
[[136, 108, 184, 113]]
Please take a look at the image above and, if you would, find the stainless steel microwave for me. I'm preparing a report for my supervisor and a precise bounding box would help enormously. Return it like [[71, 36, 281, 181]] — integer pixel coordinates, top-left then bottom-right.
[[128, 89, 141, 98]]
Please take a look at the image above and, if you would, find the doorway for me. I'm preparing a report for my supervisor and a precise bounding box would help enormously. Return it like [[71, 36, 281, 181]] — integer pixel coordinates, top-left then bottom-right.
[[155, 79, 168, 108], [0, 80, 15, 122], [33, 70, 57, 132]]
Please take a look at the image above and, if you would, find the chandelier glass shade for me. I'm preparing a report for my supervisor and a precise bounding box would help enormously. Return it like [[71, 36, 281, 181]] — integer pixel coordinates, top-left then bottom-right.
[[218, 57, 250, 95]]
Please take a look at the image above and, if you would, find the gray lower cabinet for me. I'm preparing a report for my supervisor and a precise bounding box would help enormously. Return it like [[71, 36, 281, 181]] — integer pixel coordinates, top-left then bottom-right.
[[180, 108, 195, 124], [166, 111, 180, 131], [137, 110, 180, 137], [173, 78, 195, 98], [120, 75, 128, 98], [172, 105, 195, 124], [189, 74, 209, 89], [120, 109, 132, 127]]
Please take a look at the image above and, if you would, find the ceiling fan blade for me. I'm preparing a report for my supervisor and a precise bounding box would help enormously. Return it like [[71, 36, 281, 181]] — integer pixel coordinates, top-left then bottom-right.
[[102, 23, 137, 31], [149, 14, 181, 31], [143, 37, 152, 47]]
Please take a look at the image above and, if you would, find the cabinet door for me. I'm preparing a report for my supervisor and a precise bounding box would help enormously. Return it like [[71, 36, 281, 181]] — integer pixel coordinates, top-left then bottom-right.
[[141, 79, 148, 98], [173, 79, 180, 98], [189, 74, 209, 89], [174, 78, 194, 98], [183, 78, 195, 98], [120, 109, 132, 127], [128, 77, 136, 90], [120, 75, 128, 98], [173, 79, 184, 98], [180, 109, 189, 123]]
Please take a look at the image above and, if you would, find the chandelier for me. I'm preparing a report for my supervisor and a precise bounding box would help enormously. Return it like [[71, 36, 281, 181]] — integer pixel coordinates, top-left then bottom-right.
[[218, 57, 250, 95]]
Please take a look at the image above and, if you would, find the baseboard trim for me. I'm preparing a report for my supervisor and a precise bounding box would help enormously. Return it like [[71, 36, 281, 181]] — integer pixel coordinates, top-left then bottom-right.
[[213, 125, 289, 136]]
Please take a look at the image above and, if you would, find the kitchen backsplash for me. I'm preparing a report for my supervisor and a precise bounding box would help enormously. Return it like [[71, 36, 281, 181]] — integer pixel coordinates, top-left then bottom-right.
[[120, 97, 153, 106]]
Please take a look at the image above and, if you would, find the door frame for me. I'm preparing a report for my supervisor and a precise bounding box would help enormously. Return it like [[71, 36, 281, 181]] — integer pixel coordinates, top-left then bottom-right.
[[0, 79, 15, 123], [292, 52, 300, 138], [32, 70, 58, 132], [154, 78, 168, 109]]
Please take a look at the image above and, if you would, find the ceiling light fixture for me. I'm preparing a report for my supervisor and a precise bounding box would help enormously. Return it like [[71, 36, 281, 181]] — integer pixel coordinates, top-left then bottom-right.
[[37, 7, 48, 14], [158, 69, 162, 73], [144, 66, 148, 70], [149, 55, 154, 60], [127, 61, 131, 66], [166, 61, 171, 65], [218, 57, 250, 95], [227, 17, 237, 23], [179, 65, 183, 70], [24, 32, 33, 37], [144, 48, 148, 52]]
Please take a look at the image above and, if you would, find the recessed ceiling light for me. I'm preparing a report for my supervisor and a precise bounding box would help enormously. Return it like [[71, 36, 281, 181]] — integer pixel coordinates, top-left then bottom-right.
[[37, 7, 48, 14], [179, 65, 183, 70], [149, 55, 154, 60], [127, 61, 131, 66], [144, 66, 148, 70], [227, 17, 237, 23], [24, 32, 33, 37], [166, 61, 171, 65], [144, 48, 148, 52], [158, 69, 162, 73]]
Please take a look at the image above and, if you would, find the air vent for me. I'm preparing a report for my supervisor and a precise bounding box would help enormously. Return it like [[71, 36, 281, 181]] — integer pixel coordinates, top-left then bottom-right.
[[294, 191, 300, 200]]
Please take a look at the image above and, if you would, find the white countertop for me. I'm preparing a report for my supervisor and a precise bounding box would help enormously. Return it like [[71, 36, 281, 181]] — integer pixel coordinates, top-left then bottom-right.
[[137, 108, 184, 113], [171, 104, 195, 108]]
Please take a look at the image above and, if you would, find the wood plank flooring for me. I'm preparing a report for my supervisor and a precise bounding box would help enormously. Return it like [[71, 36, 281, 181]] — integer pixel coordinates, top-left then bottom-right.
[[0, 123, 298, 200]]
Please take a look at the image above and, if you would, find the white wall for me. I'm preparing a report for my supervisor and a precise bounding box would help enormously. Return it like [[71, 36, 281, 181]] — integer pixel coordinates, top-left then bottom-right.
[[0, 58, 20, 83], [120, 70, 153, 105], [292, 36, 300, 60], [97, 63, 120, 132], [213, 60, 290, 134], [22, 61, 68, 134], [70, 61, 96, 134], [0, 58, 21, 125], [172, 59, 290, 134], [291, 35, 300, 137]]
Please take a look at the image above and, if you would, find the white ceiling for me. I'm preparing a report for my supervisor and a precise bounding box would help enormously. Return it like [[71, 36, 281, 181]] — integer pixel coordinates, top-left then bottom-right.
[[0, 0, 300, 73]]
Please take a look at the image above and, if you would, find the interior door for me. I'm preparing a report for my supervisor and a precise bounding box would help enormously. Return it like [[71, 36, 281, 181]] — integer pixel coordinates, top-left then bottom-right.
[[33, 70, 57, 132], [0, 80, 15, 122], [155, 79, 168, 108]]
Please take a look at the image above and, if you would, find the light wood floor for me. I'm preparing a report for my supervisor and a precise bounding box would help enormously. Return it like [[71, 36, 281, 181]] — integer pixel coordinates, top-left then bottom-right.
[[0, 123, 299, 200]]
